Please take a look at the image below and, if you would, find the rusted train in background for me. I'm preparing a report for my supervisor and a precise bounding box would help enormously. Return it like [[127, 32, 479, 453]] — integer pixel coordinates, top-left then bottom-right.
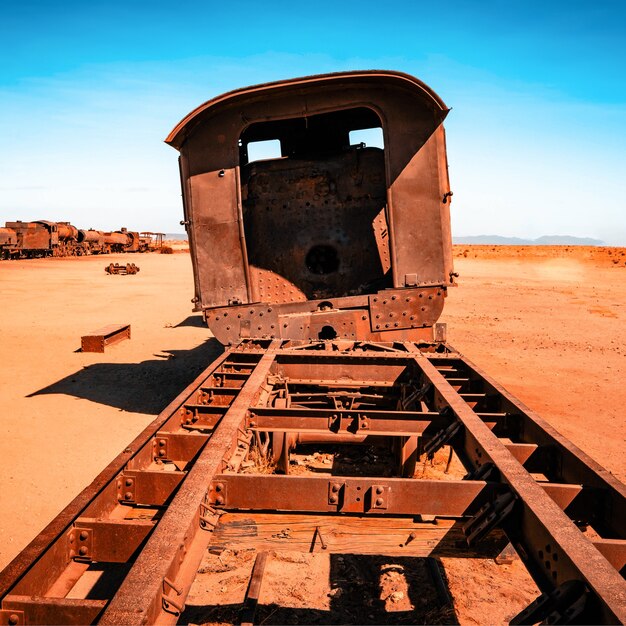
[[0, 220, 164, 259]]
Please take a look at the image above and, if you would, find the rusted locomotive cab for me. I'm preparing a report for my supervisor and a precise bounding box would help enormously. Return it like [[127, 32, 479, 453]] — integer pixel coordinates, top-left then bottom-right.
[[167, 71, 454, 345], [0, 227, 18, 259], [5, 221, 57, 257]]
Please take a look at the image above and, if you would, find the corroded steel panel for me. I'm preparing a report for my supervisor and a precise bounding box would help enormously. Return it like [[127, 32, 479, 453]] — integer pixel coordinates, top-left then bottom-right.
[[167, 71, 454, 343]]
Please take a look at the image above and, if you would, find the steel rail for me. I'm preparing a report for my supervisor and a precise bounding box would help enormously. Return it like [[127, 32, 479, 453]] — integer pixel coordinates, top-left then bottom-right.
[[412, 353, 626, 624]]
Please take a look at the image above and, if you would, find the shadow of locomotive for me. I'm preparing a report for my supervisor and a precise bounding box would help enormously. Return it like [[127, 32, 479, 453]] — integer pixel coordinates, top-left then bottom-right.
[[173, 314, 207, 328], [180, 554, 460, 625], [27, 337, 224, 414]]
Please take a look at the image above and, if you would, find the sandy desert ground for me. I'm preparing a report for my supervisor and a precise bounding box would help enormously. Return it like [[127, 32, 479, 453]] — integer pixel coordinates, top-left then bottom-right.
[[0, 245, 624, 624]]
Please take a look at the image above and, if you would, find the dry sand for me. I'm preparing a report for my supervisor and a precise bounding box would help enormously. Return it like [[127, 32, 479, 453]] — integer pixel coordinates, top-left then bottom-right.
[[0, 246, 624, 623]]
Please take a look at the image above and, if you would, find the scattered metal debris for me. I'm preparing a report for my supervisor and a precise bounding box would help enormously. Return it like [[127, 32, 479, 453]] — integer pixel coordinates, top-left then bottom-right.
[[105, 263, 140, 275]]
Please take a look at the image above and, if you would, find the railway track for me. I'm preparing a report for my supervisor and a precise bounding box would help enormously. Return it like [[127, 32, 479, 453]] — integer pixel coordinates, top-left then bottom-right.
[[1, 339, 624, 624]]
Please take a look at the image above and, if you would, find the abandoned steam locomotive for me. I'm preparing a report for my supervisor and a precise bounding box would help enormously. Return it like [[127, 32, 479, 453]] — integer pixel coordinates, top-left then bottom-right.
[[0, 220, 162, 259], [0, 71, 623, 626]]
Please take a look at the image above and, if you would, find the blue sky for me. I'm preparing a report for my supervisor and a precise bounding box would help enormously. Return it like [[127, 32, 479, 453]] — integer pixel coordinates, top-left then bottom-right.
[[1, 0, 624, 242]]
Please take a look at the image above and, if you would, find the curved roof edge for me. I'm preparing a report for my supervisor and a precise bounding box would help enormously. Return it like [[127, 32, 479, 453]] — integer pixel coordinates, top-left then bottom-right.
[[165, 70, 448, 150]]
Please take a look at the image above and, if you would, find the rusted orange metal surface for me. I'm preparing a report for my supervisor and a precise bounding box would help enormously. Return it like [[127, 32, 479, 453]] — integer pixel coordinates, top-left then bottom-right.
[[0, 71, 624, 625], [166, 71, 454, 345], [1, 222, 151, 258]]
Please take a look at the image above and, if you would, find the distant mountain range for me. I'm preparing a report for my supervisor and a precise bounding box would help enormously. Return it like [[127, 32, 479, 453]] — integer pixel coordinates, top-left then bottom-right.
[[165, 232, 605, 246], [453, 235, 605, 246], [164, 232, 188, 240]]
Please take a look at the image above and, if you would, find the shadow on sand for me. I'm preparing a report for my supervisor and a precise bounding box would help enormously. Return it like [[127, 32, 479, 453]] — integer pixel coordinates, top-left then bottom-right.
[[180, 554, 459, 625], [28, 337, 224, 414]]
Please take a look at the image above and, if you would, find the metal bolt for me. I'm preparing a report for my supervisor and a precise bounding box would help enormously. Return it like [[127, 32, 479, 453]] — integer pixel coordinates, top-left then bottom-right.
[[331, 483, 340, 493], [215, 495, 225, 505], [69, 549, 76, 559], [79, 546, 88, 556], [125, 478, 133, 487], [158, 450, 166, 457], [376, 486, 384, 495], [124, 491, 133, 500], [116, 480, 121, 489], [376, 498, 384, 506], [159, 439, 166, 447], [79, 530, 89, 541], [215, 483, 224, 493], [329, 495, 338, 504], [8, 613, 19, 625]]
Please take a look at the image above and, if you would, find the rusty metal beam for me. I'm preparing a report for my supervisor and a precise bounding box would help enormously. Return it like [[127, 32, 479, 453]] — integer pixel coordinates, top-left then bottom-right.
[[248, 406, 444, 435], [207, 474, 493, 516], [413, 354, 626, 624], [99, 342, 280, 626]]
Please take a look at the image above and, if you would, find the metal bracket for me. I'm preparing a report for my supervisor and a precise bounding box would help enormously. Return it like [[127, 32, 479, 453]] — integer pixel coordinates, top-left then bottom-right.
[[69, 527, 93, 560], [462, 491, 517, 545], [0, 609, 25, 625], [162, 576, 185, 616], [370, 484, 388, 510], [328, 413, 369, 433], [208, 480, 227, 507], [510, 579, 588, 625], [153, 436, 169, 461], [199, 502, 222, 531], [423, 419, 461, 459], [116, 473, 136, 503], [434, 322, 447, 343], [328, 481, 344, 506]]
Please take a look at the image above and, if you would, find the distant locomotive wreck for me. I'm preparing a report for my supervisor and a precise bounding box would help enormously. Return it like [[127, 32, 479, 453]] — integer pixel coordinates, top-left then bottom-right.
[[0, 71, 624, 626], [0, 220, 165, 259]]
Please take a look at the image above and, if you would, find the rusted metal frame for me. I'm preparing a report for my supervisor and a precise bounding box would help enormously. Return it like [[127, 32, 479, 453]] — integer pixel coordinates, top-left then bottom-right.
[[451, 354, 626, 539], [208, 474, 495, 516], [248, 406, 445, 436], [413, 355, 626, 624], [0, 349, 232, 602], [151, 431, 208, 464], [99, 342, 280, 626], [116, 469, 185, 506], [276, 352, 415, 362], [69, 519, 154, 563], [269, 378, 398, 389]]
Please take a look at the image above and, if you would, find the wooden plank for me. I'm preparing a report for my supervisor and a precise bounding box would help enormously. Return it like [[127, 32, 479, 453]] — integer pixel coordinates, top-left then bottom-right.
[[209, 513, 506, 558]]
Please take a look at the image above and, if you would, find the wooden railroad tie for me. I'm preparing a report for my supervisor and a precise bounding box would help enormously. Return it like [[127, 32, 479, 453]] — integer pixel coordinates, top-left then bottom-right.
[[81, 323, 131, 353]]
